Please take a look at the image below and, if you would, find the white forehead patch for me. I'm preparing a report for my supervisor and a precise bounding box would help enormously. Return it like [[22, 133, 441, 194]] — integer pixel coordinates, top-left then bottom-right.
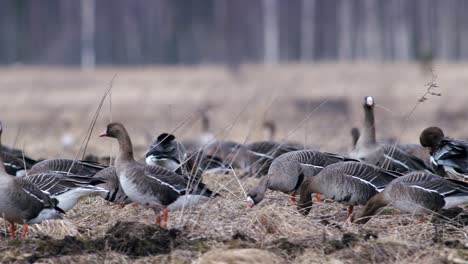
[[365, 96, 374, 106]]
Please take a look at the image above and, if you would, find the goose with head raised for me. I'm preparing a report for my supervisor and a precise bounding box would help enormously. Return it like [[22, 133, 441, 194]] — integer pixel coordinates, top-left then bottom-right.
[[349, 96, 429, 173], [99, 122, 218, 228]]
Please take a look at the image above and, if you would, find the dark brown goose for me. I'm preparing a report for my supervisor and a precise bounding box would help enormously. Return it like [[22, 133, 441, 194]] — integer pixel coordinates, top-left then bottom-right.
[[246, 150, 357, 208], [297, 161, 400, 222], [99, 122, 218, 228], [420, 126, 468, 180], [0, 157, 64, 239], [349, 96, 429, 173], [352, 171, 468, 224], [28, 159, 106, 176]]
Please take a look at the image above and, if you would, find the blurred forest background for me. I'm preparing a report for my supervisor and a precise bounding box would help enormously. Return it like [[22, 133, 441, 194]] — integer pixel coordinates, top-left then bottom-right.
[[0, 0, 466, 67]]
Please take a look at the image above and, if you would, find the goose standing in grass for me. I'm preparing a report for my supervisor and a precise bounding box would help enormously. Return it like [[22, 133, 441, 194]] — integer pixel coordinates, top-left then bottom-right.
[[0, 157, 64, 239], [92, 166, 132, 206], [24, 173, 108, 211], [246, 150, 357, 208], [0, 121, 36, 176], [28, 159, 106, 176], [99, 122, 218, 228], [349, 96, 429, 173], [420, 126, 468, 180], [145, 133, 186, 173], [351, 171, 468, 224], [297, 161, 400, 222]]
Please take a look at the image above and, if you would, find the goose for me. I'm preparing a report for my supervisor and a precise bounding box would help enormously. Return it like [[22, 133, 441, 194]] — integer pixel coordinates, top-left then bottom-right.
[[349, 96, 429, 173], [28, 159, 106, 176], [420, 126, 468, 180], [99, 122, 219, 228], [351, 171, 468, 224], [0, 121, 36, 176], [183, 150, 233, 177], [203, 140, 250, 170], [297, 161, 401, 222], [145, 133, 186, 173], [242, 141, 304, 178], [246, 150, 358, 208], [0, 157, 64, 239], [92, 166, 132, 206], [24, 173, 108, 211]]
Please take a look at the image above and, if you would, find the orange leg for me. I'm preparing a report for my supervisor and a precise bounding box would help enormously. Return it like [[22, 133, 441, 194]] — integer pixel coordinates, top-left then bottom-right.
[[156, 208, 169, 228], [345, 205, 354, 222], [20, 225, 28, 239], [315, 194, 321, 203], [9, 223, 15, 240], [161, 208, 168, 228], [290, 194, 296, 205]]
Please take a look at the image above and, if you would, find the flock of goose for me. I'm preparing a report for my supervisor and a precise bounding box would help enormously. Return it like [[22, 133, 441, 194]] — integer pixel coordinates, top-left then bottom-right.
[[1, 96, 468, 240]]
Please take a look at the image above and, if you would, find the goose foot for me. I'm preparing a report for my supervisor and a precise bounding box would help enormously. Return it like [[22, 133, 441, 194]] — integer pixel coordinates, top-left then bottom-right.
[[155, 208, 168, 228], [315, 194, 321, 203], [290, 194, 296, 205], [20, 225, 28, 239], [344, 206, 354, 223]]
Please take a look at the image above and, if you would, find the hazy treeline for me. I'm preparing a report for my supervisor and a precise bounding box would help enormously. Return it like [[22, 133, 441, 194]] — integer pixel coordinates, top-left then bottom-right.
[[0, 0, 465, 66]]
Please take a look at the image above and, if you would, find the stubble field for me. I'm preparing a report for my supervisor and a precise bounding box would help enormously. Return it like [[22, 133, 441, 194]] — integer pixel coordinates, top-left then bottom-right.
[[0, 63, 466, 263]]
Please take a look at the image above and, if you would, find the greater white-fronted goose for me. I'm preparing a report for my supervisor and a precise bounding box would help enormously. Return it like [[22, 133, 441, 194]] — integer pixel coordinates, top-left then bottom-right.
[[242, 141, 304, 178], [99, 122, 218, 228], [349, 96, 429, 173], [93, 166, 132, 206], [145, 133, 186, 173], [246, 150, 358, 208], [351, 171, 468, 224], [297, 161, 400, 222], [24, 173, 108, 211], [420, 126, 468, 180], [0, 158, 64, 239], [28, 159, 106, 176], [203, 140, 250, 170], [0, 121, 36, 176]]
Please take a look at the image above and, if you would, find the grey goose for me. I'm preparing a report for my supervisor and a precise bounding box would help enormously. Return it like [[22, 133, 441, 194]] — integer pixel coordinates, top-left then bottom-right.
[[28, 158, 106, 176], [349, 96, 429, 173], [297, 161, 401, 222], [352, 171, 468, 224], [93, 166, 132, 206], [246, 150, 357, 208], [420, 126, 468, 180], [99, 122, 219, 228], [0, 158, 64, 239], [24, 173, 108, 211]]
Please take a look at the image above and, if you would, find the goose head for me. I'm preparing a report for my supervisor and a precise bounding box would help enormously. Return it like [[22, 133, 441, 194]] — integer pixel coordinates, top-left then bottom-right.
[[246, 187, 266, 208], [419, 126, 444, 149], [99, 122, 128, 139], [363, 96, 375, 109]]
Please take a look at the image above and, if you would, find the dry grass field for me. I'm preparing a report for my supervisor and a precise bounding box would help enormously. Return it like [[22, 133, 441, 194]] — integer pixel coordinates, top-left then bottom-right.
[[0, 63, 467, 263]]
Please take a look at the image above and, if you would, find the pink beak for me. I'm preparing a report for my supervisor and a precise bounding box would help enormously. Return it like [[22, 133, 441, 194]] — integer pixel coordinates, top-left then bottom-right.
[[99, 131, 107, 137], [246, 197, 255, 208]]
